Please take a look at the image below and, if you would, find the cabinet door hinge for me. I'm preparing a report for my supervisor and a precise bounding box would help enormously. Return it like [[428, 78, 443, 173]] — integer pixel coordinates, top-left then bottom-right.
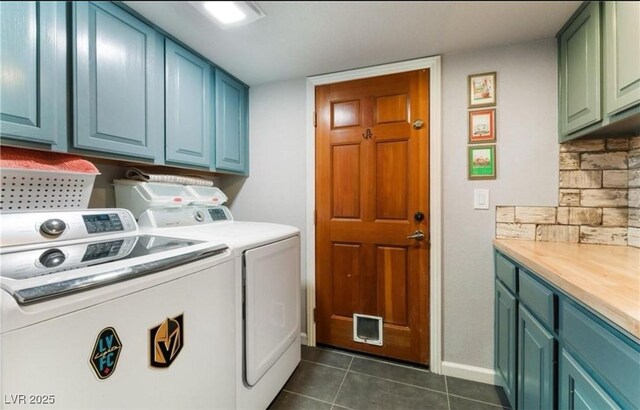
[[313, 111, 317, 127]]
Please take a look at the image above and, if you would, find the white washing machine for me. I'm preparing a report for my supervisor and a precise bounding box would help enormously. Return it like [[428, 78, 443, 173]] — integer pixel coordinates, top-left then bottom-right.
[[138, 205, 301, 410], [0, 209, 237, 409]]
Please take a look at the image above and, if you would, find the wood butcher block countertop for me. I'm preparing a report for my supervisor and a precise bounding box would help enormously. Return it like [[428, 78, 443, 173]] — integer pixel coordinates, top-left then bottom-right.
[[494, 239, 640, 340]]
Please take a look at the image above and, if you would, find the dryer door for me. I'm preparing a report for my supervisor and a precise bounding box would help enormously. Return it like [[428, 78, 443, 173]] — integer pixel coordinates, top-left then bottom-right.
[[244, 236, 300, 386]]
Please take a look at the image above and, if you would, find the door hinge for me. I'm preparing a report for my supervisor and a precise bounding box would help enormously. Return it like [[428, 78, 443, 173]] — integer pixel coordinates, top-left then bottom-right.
[[313, 111, 317, 127], [314, 209, 317, 225], [313, 308, 317, 322]]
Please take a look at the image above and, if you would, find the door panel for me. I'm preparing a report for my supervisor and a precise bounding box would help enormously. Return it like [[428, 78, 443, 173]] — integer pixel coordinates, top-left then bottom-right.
[[495, 281, 517, 407], [332, 100, 361, 128], [331, 243, 361, 317], [376, 141, 408, 220], [332, 144, 361, 219], [377, 246, 408, 326], [375, 94, 408, 124], [316, 70, 429, 364]]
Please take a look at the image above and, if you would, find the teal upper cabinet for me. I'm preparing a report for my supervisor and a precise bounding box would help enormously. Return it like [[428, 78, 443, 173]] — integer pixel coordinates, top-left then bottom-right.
[[215, 69, 248, 174], [603, 1, 640, 116], [73, 2, 164, 161], [559, 1, 601, 137], [558, 1, 640, 142], [165, 40, 212, 168], [0, 1, 67, 150]]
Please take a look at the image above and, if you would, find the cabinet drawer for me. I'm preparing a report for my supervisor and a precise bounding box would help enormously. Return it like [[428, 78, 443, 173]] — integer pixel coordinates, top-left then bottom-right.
[[561, 301, 640, 408], [519, 269, 555, 329], [495, 252, 516, 293]]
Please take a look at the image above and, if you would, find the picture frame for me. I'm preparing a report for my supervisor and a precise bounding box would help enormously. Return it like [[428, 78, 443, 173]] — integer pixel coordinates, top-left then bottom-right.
[[468, 145, 496, 180], [468, 108, 496, 143], [468, 72, 497, 108]]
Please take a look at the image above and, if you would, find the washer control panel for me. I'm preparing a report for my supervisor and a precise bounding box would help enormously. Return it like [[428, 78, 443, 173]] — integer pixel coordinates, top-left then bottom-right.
[[138, 206, 233, 228], [0, 209, 137, 248]]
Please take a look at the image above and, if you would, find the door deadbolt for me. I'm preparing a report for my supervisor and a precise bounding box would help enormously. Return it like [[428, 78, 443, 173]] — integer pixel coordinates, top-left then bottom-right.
[[414, 211, 425, 222], [413, 119, 424, 129]]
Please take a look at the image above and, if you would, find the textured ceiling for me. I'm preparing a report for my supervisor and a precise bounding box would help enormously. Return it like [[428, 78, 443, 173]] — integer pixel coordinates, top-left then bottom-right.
[[124, 1, 581, 86]]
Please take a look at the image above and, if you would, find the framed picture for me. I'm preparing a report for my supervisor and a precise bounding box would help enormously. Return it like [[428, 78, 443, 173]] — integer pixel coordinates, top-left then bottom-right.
[[468, 108, 496, 143], [468, 72, 496, 108], [468, 145, 496, 180]]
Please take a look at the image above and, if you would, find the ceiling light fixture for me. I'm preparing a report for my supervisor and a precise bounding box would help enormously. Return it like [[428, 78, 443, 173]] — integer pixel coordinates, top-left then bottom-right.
[[190, 1, 266, 29]]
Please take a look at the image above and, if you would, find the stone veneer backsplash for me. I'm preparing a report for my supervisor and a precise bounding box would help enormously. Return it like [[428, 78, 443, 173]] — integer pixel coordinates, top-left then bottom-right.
[[496, 135, 640, 247]]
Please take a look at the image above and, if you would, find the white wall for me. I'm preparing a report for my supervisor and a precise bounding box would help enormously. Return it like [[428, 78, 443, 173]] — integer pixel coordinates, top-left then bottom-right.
[[221, 38, 559, 372], [442, 38, 559, 369], [217, 78, 309, 331]]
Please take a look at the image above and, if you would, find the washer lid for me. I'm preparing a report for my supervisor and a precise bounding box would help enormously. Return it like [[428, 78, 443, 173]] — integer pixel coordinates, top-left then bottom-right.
[[1, 235, 227, 304]]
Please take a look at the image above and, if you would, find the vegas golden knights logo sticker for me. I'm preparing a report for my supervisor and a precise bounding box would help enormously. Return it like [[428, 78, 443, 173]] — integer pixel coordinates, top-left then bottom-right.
[[90, 327, 122, 380], [149, 314, 184, 368]]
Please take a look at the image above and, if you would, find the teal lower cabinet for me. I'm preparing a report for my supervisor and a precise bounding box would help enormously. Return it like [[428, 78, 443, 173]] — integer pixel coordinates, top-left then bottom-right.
[[518, 306, 554, 410], [494, 249, 640, 410], [495, 281, 517, 406], [559, 349, 621, 410]]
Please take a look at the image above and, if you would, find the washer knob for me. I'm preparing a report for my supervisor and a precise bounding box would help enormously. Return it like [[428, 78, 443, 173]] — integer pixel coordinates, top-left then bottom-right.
[[194, 211, 205, 222], [39, 249, 66, 268], [40, 219, 66, 237]]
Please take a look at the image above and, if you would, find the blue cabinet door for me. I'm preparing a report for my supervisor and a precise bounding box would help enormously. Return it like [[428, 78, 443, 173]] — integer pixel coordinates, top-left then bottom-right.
[[559, 349, 621, 410], [495, 281, 517, 408], [165, 40, 212, 168], [558, 1, 601, 139], [73, 2, 164, 161], [0, 1, 67, 149], [215, 69, 248, 174], [518, 306, 554, 410]]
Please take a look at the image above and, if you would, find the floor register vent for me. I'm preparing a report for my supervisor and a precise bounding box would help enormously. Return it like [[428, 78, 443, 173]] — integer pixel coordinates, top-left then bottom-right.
[[353, 314, 383, 346]]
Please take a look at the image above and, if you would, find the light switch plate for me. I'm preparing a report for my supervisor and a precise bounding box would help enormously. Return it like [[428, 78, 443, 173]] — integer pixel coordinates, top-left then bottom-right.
[[474, 189, 489, 210]]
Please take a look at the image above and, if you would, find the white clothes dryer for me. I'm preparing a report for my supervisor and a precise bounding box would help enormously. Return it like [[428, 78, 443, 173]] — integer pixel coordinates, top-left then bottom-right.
[[138, 206, 301, 410]]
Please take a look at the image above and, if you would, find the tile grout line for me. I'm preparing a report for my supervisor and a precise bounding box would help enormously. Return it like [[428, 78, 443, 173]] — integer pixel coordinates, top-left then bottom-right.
[[281, 389, 336, 407], [331, 356, 354, 406], [444, 376, 451, 410], [300, 358, 351, 371], [347, 368, 448, 396], [351, 352, 433, 374], [447, 393, 511, 409]]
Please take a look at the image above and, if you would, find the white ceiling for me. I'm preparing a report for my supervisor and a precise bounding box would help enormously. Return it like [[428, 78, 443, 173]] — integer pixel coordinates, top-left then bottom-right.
[[124, 1, 581, 86]]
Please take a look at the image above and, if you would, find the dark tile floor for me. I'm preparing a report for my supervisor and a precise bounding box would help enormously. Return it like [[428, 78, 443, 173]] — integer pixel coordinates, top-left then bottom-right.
[[268, 345, 511, 410]]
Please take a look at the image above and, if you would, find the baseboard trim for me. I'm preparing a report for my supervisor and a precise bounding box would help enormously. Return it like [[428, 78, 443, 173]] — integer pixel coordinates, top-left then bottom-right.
[[441, 361, 497, 385], [301, 332, 308, 346]]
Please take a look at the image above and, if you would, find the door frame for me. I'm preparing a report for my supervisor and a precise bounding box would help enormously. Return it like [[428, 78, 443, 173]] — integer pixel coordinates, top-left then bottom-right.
[[304, 56, 443, 373]]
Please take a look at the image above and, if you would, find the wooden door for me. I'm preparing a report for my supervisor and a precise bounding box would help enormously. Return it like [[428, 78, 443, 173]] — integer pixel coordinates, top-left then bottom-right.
[[315, 70, 429, 364]]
